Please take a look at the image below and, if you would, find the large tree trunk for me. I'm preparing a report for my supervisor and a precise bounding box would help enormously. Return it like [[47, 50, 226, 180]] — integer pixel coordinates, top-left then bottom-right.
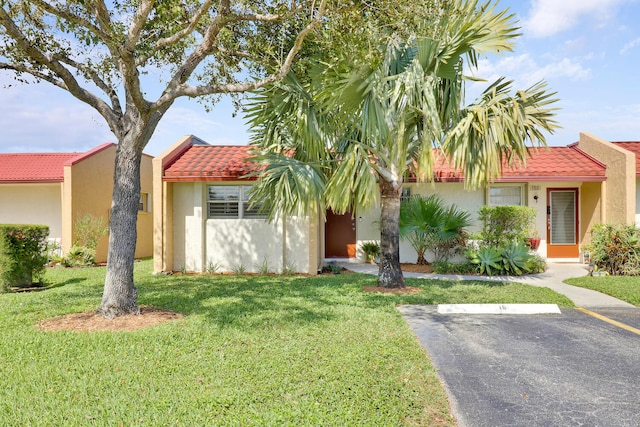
[[377, 180, 405, 288], [98, 140, 143, 317]]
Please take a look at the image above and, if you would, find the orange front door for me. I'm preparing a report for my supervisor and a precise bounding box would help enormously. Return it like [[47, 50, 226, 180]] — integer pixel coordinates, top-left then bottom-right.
[[325, 210, 357, 258], [546, 189, 579, 258]]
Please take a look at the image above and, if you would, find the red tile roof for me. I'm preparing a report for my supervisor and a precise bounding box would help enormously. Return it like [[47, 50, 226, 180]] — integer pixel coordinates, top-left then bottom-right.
[[163, 145, 258, 181], [163, 144, 606, 182], [612, 142, 640, 176], [0, 143, 117, 184], [0, 152, 81, 183]]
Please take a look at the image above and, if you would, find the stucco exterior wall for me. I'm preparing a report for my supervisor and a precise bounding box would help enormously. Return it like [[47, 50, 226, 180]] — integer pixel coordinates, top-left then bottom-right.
[[355, 180, 600, 263], [64, 145, 154, 262], [171, 181, 311, 274], [0, 183, 63, 239], [636, 178, 640, 226], [577, 132, 635, 225]]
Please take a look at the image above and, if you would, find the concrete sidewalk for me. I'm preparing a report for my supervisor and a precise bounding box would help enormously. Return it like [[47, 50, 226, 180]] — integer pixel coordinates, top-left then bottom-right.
[[342, 262, 634, 308]]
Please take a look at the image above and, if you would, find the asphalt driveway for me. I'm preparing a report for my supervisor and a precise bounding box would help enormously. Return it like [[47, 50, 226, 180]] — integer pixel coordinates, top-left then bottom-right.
[[398, 305, 640, 427]]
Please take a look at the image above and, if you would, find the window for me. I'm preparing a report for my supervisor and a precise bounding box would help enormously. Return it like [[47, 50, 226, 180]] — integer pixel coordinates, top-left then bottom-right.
[[207, 186, 266, 219], [401, 187, 411, 202], [488, 185, 523, 206], [139, 193, 150, 212]]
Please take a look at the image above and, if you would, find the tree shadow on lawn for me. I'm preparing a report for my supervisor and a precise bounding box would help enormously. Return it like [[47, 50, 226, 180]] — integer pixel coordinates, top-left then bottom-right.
[[136, 273, 517, 330]]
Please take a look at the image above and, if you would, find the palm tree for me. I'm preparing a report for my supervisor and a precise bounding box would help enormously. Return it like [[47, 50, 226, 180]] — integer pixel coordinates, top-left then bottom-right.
[[400, 195, 471, 265], [245, 0, 559, 288]]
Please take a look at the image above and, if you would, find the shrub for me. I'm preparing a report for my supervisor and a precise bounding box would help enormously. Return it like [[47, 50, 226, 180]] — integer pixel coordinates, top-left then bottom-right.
[[0, 224, 49, 290], [467, 245, 502, 275], [62, 245, 96, 267], [500, 240, 531, 275], [400, 195, 471, 264], [432, 261, 477, 275], [586, 223, 640, 275], [466, 239, 545, 277], [477, 205, 536, 247], [359, 241, 380, 263], [73, 214, 108, 250]]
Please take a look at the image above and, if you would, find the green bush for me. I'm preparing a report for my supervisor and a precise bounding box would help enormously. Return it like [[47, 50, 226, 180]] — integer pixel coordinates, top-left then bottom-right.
[[62, 245, 96, 267], [73, 213, 108, 250], [432, 261, 477, 275], [466, 239, 546, 276], [586, 223, 640, 275], [400, 195, 471, 264], [0, 224, 49, 290], [477, 205, 536, 247], [359, 241, 380, 263]]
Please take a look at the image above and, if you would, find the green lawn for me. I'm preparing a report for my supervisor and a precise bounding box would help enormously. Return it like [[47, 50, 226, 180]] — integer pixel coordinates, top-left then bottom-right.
[[0, 260, 573, 426], [565, 275, 640, 306]]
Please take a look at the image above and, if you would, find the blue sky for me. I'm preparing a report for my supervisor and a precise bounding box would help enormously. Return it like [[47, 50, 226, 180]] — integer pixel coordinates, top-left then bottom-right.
[[1, 0, 639, 156]]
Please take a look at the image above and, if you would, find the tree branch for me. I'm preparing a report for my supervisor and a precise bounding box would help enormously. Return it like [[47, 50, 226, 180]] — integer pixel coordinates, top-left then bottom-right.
[[154, 0, 328, 109], [27, 0, 111, 42], [136, 0, 216, 66], [0, 7, 120, 130]]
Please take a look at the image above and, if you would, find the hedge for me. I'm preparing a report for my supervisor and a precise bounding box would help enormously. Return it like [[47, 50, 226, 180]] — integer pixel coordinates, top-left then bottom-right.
[[0, 224, 49, 291]]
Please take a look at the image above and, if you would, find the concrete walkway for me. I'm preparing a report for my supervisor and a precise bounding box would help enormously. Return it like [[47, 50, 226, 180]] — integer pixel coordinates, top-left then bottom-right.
[[342, 262, 634, 308]]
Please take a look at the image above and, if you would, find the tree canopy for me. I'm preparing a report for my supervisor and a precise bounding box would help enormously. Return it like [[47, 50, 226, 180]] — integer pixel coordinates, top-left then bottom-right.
[[246, 0, 559, 288], [0, 0, 455, 314]]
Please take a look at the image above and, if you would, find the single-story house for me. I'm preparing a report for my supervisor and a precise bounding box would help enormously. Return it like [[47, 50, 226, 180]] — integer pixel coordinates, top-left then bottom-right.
[[153, 133, 639, 274], [0, 143, 154, 262]]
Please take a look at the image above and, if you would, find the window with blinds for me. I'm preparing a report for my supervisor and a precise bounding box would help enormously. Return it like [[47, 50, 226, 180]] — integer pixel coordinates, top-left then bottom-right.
[[207, 186, 266, 219], [488, 185, 523, 206]]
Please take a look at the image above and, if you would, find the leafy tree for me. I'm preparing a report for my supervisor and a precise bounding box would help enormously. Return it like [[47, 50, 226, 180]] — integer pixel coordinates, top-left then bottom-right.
[[399, 195, 471, 265], [247, 0, 559, 288], [0, 0, 409, 316]]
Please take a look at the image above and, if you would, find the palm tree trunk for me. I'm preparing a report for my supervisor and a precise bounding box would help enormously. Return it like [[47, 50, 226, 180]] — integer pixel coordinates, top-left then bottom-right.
[[377, 180, 405, 288]]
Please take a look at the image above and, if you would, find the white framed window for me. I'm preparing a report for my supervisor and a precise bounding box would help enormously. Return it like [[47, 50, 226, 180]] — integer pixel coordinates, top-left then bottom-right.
[[139, 193, 151, 212], [487, 185, 523, 206], [207, 185, 266, 219]]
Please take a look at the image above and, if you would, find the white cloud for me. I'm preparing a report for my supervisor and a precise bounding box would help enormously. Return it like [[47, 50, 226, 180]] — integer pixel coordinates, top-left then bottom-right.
[[620, 37, 640, 54], [0, 83, 114, 153], [524, 0, 627, 38], [466, 54, 590, 100]]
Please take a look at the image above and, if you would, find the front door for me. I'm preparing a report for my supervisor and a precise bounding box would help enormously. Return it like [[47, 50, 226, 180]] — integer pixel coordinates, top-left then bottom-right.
[[325, 210, 357, 258], [546, 189, 579, 258]]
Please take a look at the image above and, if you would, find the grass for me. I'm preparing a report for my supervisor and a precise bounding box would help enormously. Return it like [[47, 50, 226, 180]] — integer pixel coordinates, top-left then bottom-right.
[[0, 260, 573, 426], [565, 275, 640, 306]]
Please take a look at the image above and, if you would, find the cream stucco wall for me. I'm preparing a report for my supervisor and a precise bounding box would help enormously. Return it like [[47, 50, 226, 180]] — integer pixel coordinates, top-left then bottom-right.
[[170, 181, 312, 274], [354, 180, 601, 263], [0, 183, 63, 239]]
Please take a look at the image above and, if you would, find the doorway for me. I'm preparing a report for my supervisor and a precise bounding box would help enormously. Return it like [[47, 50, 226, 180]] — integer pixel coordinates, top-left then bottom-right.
[[325, 210, 357, 258], [546, 189, 579, 258]]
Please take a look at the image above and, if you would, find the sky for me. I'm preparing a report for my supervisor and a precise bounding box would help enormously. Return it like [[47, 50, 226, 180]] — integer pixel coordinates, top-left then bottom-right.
[[1, 0, 639, 156]]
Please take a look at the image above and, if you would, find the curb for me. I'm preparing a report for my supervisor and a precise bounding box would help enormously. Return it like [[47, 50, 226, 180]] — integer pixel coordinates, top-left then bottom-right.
[[437, 304, 561, 315]]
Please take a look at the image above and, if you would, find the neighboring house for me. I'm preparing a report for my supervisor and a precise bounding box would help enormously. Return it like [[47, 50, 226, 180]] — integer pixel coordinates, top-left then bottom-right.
[[153, 133, 638, 275], [0, 143, 154, 262]]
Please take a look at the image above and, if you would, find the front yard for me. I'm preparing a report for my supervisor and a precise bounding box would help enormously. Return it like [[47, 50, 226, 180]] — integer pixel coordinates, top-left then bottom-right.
[[0, 259, 573, 426]]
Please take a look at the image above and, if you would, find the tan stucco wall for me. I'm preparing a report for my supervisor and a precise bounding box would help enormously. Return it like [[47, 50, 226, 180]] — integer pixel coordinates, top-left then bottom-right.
[[152, 135, 195, 273], [64, 145, 154, 263], [0, 183, 63, 239], [577, 132, 635, 225], [580, 181, 603, 248]]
